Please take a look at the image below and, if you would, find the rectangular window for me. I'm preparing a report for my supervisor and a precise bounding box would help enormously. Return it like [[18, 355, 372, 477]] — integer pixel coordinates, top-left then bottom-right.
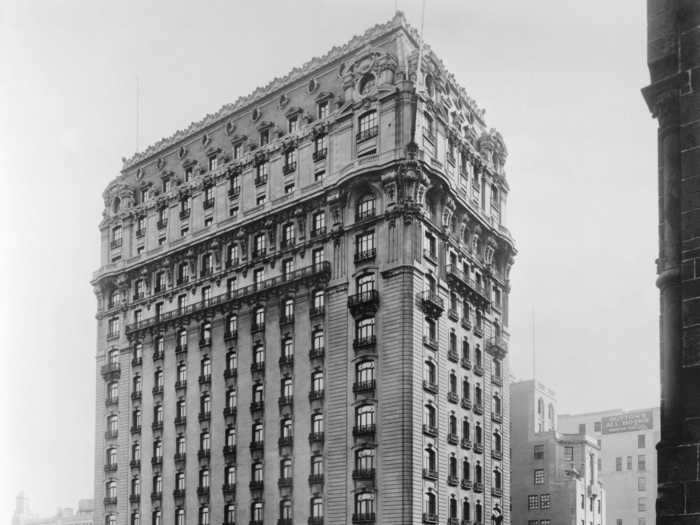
[[564, 446, 574, 462], [312, 248, 324, 267], [638, 497, 647, 512], [534, 469, 544, 485], [288, 117, 298, 133], [594, 421, 602, 432], [638, 477, 647, 491], [208, 156, 218, 171], [627, 456, 633, 470], [540, 494, 551, 510], [229, 206, 238, 218], [260, 129, 269, 146], [318, 101, 329, 119], [356, 231, 375, 254], [185, 166, 193, 182], [579, 423, 586, 433], [284, 183, 295, 194], [256, 194, 266, 206], [616, 456, 622, 471], [357, 111, 377, 142], [527, 495, 538, 510], [638, 434, 646, 448], [533, 445, 544, 459], [204, 217, 213, 227], [314, 169, 325, 181], [638, 454, 646, 471], [233, 143, 241, 160]]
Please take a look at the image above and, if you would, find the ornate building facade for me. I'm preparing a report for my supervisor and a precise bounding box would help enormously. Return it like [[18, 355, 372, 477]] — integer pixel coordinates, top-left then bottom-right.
[[642, 1, 700, 522], [92, 12, 515, 525]]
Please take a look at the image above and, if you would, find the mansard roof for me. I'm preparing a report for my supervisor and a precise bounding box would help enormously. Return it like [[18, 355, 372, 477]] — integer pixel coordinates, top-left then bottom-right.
[[120, 11, 488, 172]]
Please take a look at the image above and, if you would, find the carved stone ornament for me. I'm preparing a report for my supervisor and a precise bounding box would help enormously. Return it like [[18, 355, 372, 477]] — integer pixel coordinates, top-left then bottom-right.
[[252, 108, 262, 122], [178, 146, 187, 159], [279, 93, 290, 109], [307, 78, 319, 94], [136, 167, 145, 180], [156, 157, 166, 170], [225, 121, 236, 136]]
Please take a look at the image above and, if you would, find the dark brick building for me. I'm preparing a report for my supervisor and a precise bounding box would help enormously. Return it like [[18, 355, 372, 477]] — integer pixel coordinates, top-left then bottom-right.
[[642, 1, 700, 522]]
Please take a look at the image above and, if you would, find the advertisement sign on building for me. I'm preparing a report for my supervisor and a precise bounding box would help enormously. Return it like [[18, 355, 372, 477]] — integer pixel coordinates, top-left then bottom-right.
[[601, 410, 654, 434]]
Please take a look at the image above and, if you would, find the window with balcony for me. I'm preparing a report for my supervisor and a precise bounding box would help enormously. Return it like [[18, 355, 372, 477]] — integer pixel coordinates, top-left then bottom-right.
[[311, 370, 324, 394], [176, 399, 186, 419], [312, 330, 324, 351], [225, 425, 237, 448], [355, 231, 375, 262], [107, 414, 118, 434], [225, 351, 237, 376], [424, 491, 437, 520], [131, 512, 140, 525], [356, 360, 375, 385], [282, 258, 295, 277], [152, 509, 161, 525], [200, 356, 211, 378], [198, 506, 209, 525], [311, 455, 323, 476], [311, 497, 323, 519], [313, 290, 325, 311], [200, 395, 211, 418], [176, 435, 185, 455], [200, 321, 212, 345], [283, 149, 297, 173], [355, 317, 375, 344], [175, 471, 185, 491], [200, 430, 211, 452], [424, 361, 436, 388], [174, 508, 184, 525], [252, 422, 264, 443], [132, 409, 141, 428], [314, 134, 328, 161], [355, 404, 375, 428], [424, 404, 436, 430]]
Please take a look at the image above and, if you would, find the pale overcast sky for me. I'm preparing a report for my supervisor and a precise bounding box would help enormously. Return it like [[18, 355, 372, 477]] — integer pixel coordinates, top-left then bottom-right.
[[0, 0, 656, 519]]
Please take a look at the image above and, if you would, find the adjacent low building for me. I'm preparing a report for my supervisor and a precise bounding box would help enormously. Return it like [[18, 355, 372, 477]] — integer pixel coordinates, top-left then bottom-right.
[[11, 494, 94, 525], [511, 380, 605, 525], [558, 408, 659, 525]]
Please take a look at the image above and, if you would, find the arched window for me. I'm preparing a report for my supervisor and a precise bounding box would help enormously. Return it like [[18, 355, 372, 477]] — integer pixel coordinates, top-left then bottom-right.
[[462, 418, 471, 441], [449, 455, 458, 478], [226, 388, 237, 409], [107, 381, 118, 402], [493, 395, 502, 416], [280, 499, 293, 519], [133, 342, 142, 361], [281, 337, 293, 359], [355, 492, 375, 516], [355, 317, 375, 342], [252, 462, 264, 482], [424, 404, 436, 429], [226, 314, 238, 336], [475, 462, 483, 484], [281, 418, 293, 438], [356, 273, 376, 294], [106, 447, 117, 466], [494, 468, 502, 489], [312, 330, 324, 351], [356, 448, 375, 471], [280, 458, 292, 479], [154, 368, 163, 387], [311, 413, 324, 434], [177, 329, 187, 350], [253, 306, 265, 329], [424, 446, 436, 472], [462, 458, 471, 481], [177, 362, 186, 382], [198, 506, 209, 525], [462, 378, 470, 400], [424, 491, 437, 517], [475, 422, 483, 445], [537, 397, 544, 415], [449, 495, 458, 519], [356, 360, 375, 384], [201, 356, 211, 377], [132, 442, 141, 461], [154, 336, 164, 354], [107, 414, 118, 434], [356, 404, 375, 428], [107, 348, 119, 365], [356, 193, 376, 221], [199, 468, 210, 488], [475, 345, 482, 367], [176, 435, 185, 455], [475, 385, 482, 406], [449, 413, 457, 436], [175, 508, 185, 525], [494, 431, 502, 453], [310, 497, 323, 518], [449, 371, 457, 395], [226, 350, 237, 373], [225, 426, 236, 447], [253, 344, 265, 365], [131, 476, 140, 496], [462, 499, 471, 521], [252, 423, 264, 442], [252, 384, 264, 403], [548, 403, 555, 421], [424, 361, 436, 385], [200, 430, 210, 451], [200, 321, 212, 345], [475, 501, 483, 523], [105, 480, 116, 498], [225, 465, 236, 485], [176, 399, 186, 419], [152, 509, 162, 525], [251, 502, 264, 521], [281, 377, 293, 398], [311, 370, 324, 393]]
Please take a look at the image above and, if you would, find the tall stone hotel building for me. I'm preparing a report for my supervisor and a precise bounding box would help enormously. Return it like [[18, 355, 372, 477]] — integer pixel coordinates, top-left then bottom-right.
[[92, 13, 515, 525], [643, 1, 700, 522]]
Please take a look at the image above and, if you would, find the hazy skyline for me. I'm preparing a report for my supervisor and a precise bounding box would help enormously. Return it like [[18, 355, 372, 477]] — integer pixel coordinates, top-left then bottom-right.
[[0, 0, 656, 520]]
